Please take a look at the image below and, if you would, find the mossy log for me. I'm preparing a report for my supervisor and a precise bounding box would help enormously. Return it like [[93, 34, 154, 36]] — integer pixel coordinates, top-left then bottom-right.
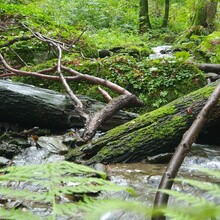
[[66, 81, 220, 164], [0, 80, 137, 130]]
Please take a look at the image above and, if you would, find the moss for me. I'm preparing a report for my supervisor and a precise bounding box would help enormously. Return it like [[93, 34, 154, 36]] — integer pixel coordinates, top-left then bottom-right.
[[88, 113, 187, 163], [119, 45, 152, 60]]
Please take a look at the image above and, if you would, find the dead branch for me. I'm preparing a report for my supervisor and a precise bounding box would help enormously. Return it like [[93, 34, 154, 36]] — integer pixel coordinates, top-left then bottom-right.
[[98, 86, 112, 102], [22, 23, 71, 52], [152, 81, 220, 220], [0, 27, 144, 141], [9, 47, 29, 67], [56, 44, 88, 121], [82, 94, 139, 142]]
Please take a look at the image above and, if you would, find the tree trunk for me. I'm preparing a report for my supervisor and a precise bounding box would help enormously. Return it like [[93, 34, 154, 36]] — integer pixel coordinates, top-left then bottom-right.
[[161, 0, 170, 28], [139, 0, 151, 33], [192, 0, 218, 30], [66, 81, 220, 164], [0, 80, 137, 130]]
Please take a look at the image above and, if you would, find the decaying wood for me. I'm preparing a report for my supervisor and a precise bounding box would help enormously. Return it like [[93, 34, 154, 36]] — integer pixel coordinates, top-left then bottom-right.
[[198, 63, 220, 74], [0, 26, 143, 141], [66, 81, 220, 164], [0, 80, 137, 130], [152, 81, 220, 220]]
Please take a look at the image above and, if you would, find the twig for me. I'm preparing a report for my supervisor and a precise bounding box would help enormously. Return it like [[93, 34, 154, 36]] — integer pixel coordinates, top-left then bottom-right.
[[56, 44, 86, 118], [73, 27, 88, 44], [9, 47, 29, 67], [21, 23, 70, 51]]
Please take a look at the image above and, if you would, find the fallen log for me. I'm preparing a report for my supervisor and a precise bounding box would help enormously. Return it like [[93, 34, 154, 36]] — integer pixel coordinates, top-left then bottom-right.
[[198, 63, 220, 74], [66, 81, 220, 164], [0, 80, 137, 130]]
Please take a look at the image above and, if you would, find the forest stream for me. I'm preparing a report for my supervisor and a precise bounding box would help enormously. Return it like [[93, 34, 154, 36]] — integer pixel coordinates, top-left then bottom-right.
[[1, 45, 220, 219]]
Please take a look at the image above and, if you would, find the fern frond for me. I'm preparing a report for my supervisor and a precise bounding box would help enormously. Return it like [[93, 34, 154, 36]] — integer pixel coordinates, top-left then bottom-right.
[[0, 207, 40, 220], [52, 203, 79, 217], [0, 187, 49, 203], [0, 161, 133, 219], [158, 189, 211, 206], [174, 178, 220, 197], [0, 161, 107, 182], [196, 167, 220, 179], [81, 198, 152, 220], [164, 203, 220, 220]]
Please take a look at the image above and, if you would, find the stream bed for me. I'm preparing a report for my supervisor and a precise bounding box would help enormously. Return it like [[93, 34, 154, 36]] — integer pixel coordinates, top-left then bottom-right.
[[109, 144, 220, 202]]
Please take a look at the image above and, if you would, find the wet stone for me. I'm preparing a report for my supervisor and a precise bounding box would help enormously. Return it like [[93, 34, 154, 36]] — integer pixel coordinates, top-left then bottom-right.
[[0, 143, 21, 159], [36, 136, 69, 155], [0, 156, 9, 167]]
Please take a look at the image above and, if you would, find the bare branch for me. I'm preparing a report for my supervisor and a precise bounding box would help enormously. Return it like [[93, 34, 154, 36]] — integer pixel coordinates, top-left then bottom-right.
[[0, 72, 17, 78], [82, 94, 138, 141], [98, 86, 112, 102], [73, 27, 87, 45], [9, 47, 29, 67], [60, 65, 131, 96], [22, 23, 71, 52], [56, 44, 85, 114], [0, 53, 59, 80]]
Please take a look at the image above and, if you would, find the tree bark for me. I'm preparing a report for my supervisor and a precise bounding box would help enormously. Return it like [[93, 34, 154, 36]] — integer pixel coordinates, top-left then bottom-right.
[[0, 80, 137, 130], [139, 0, 151, 33], [66, 81, 220, 164], [161, 0, 170, 28], [192, 0, 218, 30]]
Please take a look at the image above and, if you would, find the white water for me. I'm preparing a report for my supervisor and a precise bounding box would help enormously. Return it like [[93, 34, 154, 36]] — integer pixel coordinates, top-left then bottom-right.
[[148, 45, 173, 60]]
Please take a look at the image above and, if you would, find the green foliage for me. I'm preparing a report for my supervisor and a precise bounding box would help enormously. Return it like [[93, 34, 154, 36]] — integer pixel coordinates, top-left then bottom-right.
[[82, 198, 152, 220], [174, 51, 190, 62], [38, 0, 139, 31], [0, 161, 133, 219], [102, 55, 205, 111], [198, 31, 220, 63]]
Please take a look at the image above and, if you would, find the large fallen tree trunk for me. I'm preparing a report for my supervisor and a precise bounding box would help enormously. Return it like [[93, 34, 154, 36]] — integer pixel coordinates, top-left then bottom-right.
[[198, 63, 220, 74], [0, 80, 137, 130], [66, 81, 220, 164]]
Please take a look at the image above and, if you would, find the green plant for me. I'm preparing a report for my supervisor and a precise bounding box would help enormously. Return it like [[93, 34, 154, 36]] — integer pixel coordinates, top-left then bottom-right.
[[82, 167, 220, 220], [0, 161, 134, 219], [198, 31, 220, 63]]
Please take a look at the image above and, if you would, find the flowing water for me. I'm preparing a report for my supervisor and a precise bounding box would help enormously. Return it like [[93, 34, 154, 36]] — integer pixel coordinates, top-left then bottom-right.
[[148, 45, 173, 60], [108, 144, 220, 203], [98, 144, 220, 219]]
